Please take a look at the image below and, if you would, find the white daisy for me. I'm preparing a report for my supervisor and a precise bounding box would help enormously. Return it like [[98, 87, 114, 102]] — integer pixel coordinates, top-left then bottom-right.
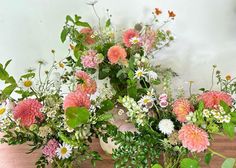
[[20, 78, 34, 90], [223, 115, 231, 123], [56, 143, 72, 160], [0, 102, 8, 120], [138, 95, 154, 108], [158, 119, 174, 135], [147, 71, 158, 80], [129, 37, 140, 45], [203, 109, 211, 118], [134, 68, 147, 80]]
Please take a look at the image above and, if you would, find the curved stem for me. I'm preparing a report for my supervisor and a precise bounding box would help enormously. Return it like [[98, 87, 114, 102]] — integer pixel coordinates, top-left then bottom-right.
[[208, 147, 227, 159]]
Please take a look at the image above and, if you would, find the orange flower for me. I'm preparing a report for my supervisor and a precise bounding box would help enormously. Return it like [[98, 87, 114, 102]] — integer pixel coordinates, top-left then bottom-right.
[[155, 8, 162, 15], [168, 10, 176, 18], [107, 45, 127, 64], [226, 75, 231, 81], [80, 28, 96, 45]]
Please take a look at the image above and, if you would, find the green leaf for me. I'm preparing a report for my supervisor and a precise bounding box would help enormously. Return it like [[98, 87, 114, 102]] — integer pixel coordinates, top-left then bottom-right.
[[66, 15, 74, 23], [204, 152, 213, 165], [105, 19, 111, 27], [60, 27, 69, 43], [66, 107, 90, 128], [98, 64, 110, 79], [220, 100, 230, 113], [0, 64, 9, 80], [127, 86, 137, 99], [97, 113, 113, 122], [2, 84, 17, 97], [221, 158, 236, 168], [223, 122, 235, 139], [152, 164, 163, 168], [230, 112, 236, 124], [20, 72, 35, 79], [180, 158, 200, 168], [4, 59, 12, 70], [198, 100, 204, 112], [100, 100, 114, 111]]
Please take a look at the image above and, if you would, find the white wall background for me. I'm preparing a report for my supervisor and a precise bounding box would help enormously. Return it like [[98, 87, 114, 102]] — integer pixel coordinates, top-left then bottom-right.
[[0, 0, 236, 92]]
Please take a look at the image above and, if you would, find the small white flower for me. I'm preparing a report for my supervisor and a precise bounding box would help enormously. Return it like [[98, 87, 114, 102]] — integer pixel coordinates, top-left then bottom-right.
[[203, 109, 211, 118], [56, 143, 72, 160], [130, 37, 140, 45], [223, 115, 231, 123], [147, 71, 158, 80], [186, 112, 194, 122], [158, 119, 174, 135], [20, 78, 34, 90], [138, 95, 154, 108], [38, 126, 52, 138], [134, 68, 147, 80], [0, 102, 9, 121]]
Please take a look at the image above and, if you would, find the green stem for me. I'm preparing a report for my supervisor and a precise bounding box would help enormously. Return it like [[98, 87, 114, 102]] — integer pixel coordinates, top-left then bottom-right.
[[208, 147, 227, 159]]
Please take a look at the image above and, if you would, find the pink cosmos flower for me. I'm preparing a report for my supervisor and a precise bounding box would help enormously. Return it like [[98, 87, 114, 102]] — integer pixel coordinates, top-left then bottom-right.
[[141, 28, 156, 53], [198, 91, 232, 109], [178, 124, 210, 153], [63, 90, 91, 111], [160, 100, 168, 108], [75, 70, 97, 94], [42, 139, 59, 160], [107, 45, 127, 64], [81, 50, 98, 69], [159, 93, 168, 101], [173, 99, 192, 123], [13, 99, 44, 127], [122, 29, 139, 47], [80, 28, 96, 45]]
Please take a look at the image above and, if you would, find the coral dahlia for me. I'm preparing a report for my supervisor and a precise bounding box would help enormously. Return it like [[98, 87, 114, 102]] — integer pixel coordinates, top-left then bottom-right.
[[198, 91, 232, 109], [107, 45, 127, 64], [75, 70, 97, 94], [80, 28, 96, 45], [178, 124, 210, 153], [173, 99, 192, 122], [13, 99, 44, 127], [63, 90, 91, 111]]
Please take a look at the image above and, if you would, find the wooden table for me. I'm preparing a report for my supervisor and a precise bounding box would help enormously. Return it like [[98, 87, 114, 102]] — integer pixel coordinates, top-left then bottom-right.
[[0, 135, 235, 168]]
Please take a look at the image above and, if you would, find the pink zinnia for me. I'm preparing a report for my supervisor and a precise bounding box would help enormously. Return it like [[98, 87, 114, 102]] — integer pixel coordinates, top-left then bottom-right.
[[81, 50, 98, 69], [122, 29, 139, 47], [198, 91, 232, 109], [80, 28, 96, 45], [173, 99, 192, 123], [107, 45, 127, 64], [75, 70, 97, 94], [63, 90, 91, 111], [13, 99, 44, 127], [178, 124, 210, 153], [141, 28, 156, 53], [42, 139, 59, 160]]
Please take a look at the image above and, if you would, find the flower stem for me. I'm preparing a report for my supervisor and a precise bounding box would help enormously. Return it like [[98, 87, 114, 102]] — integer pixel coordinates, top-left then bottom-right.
[[208, 147, 227, 159]]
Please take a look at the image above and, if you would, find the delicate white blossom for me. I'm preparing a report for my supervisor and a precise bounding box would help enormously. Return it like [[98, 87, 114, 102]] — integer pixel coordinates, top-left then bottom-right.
[[158, 119, 174, 135]]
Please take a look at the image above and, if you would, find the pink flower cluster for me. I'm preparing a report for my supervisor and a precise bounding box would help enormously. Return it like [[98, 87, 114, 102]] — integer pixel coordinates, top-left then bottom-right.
[[81, 50, 99, 69], [13, 99, 44, 127], [42, 139, 59, 160], [172, 99, 192, 123], [198, 91, 232, 109], [159, 93, 168, 108], [140, 29, 157, 53], [178, 124, 210, 153]]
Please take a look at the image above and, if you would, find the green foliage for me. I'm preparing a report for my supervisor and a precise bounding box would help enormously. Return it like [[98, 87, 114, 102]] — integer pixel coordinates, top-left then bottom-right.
[[152, 164, 163, 168], [66, 107, 90, 128], [223, 122, 235, 139], [180, 158, 200, 168], [204, 152, 213, 165], [221, 158, 236, 168]]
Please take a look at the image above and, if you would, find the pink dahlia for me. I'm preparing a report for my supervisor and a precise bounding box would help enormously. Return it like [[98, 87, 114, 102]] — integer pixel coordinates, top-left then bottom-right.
[[178, 124, 210, 153], [42, 139, 59, 160], [173, 99, 192, 123], [80, 28, 96, 45], [122, 29, 139, 47], [81, 50, 98, 69], [13, 99, 44, 127], [75, 70, 97, 94], [198, 91, 232, 109], [141, 28, 157, 53], [107, 45, 127, 64], [63, 90, 91, 111]]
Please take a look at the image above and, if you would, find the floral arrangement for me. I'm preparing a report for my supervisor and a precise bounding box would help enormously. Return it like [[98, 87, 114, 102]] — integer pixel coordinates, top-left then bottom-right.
[[0, 2, 236, 168]]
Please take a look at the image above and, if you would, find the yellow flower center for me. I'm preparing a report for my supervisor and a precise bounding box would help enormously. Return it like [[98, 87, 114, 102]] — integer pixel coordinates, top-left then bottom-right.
[[59, 62, 64, 68], [137, 71, 143, 77], [143, 99, 150, 104], [0, 107, 6, 115], [23, 80, 32, 87], [61, 147, 67, 155]]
